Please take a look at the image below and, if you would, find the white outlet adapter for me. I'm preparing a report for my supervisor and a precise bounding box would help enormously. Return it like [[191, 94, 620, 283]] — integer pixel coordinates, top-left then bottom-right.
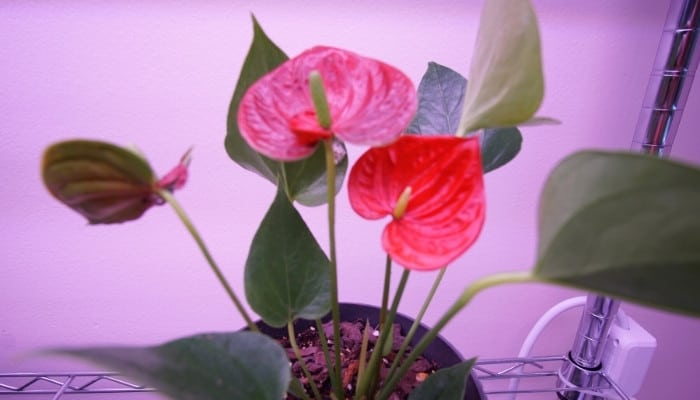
[[602, 309, 657, 398]]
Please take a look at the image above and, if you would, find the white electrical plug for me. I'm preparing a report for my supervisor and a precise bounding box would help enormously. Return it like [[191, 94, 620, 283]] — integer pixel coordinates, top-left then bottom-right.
[[602, 309, 657, 398]]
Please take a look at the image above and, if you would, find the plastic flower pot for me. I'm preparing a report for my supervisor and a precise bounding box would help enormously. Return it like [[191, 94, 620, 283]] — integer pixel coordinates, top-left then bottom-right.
[[255, 302, 485, 400]]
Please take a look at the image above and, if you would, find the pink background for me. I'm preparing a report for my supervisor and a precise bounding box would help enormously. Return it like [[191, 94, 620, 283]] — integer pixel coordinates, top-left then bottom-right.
[[1, 1, 699, 399]]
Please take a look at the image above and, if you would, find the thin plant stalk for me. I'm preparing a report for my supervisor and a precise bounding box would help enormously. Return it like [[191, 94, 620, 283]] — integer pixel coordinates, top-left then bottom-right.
[[288, 322, 323, 400], [356, 319, 372, 387], [379, 254, 392, 328], [157, 189, 258, 331], [279, 161, 292, 201], [385, 267, 447, 384], [376, 271, 533, 400], [323, 138, 344, 400], [314, 319, 341, 395], [289, 379, 312, 400], [354, 268, 410, 399], [309, 69, 344, 400]]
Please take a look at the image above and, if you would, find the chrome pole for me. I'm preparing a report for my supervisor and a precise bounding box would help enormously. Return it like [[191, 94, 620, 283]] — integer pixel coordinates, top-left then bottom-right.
[[558, 1, 699, 399]]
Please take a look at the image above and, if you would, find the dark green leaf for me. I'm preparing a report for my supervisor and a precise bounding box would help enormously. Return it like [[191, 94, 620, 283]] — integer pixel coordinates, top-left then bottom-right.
[[408, 358, 476, 400], [52, 331, 291, 400], [225, 16, 287, 183], [407, 61, 522, 173], [42, 140, 156, 224], [407, 62, 466, 135], [225, 16, 347, 206], [534, 151, 700, 316], [481, 127, 522, 173], [245, 185, 331, 327], [286, 141, 349, 207]]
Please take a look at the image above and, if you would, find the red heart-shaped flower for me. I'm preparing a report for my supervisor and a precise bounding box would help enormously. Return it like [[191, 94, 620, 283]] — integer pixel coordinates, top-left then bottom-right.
[[348, 135, 485, 270]]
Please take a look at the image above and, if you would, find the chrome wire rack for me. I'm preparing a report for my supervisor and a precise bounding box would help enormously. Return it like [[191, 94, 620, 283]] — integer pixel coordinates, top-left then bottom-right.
[[0, 356, 630, 399], [0, 372, 155, 398], [473, 356, 630, 400]]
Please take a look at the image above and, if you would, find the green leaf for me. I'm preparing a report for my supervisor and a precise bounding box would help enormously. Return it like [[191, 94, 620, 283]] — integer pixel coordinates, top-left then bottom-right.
[[458, 0, 544, 135], [534, 151, 700, 316], [407, 62, 466, 135], [245, 184, 331, 327], [42, 140, 157, 224], [481, 127, 522, 173], [225, 16, 346, 207], [225, 16, 287, 183], [407, 61, 522, 173], [408, 358, 476, 400], [285, 141, 349, 207], [52, 331, 291, 400]]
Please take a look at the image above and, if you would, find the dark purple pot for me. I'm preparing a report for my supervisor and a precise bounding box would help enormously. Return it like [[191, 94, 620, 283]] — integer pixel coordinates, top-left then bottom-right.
[[255, 302, 485, 400]]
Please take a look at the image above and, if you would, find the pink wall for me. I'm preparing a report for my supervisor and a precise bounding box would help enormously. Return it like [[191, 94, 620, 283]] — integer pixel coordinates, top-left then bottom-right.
[[1, 1, 699, 399]]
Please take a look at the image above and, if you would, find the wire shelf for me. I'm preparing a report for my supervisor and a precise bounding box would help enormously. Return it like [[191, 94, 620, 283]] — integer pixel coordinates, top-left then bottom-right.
[[0, 372, 155, 397], [473, 355, 630, 399], [0, 356, 630, 399]]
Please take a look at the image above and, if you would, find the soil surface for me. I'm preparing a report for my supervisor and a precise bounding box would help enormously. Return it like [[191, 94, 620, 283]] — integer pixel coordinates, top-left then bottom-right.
[[278, 319, 440, 400]]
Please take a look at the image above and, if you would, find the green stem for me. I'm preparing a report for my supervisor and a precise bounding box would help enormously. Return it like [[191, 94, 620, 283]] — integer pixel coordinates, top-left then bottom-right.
[[355, 268, 410, 399], [289, 378, 312, 400], [385, 267, 447, 384], [376, 271, 533, 400], [288, 322, 323, 400], [323, 138, 344, 400], [379, 254, 392, 328], [157, 189, 257, 331], [356, 319, 372, 387], [315, 319, 341, 394], [279, 161, 292, 202]]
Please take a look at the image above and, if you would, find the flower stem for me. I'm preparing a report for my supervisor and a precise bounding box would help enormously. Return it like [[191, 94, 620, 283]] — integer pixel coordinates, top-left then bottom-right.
[[157, 189, 257, 332], [323, 138, 344, 400], [289, 378, 312, 400], [279, 161, 293, 202], [376, 270, 533, 400], [379, 254, 392, 328], [288, 322, 323, 400], [385, 267, 447, 384], [355, 267, 410, 399], [315, 319, 341, 393]]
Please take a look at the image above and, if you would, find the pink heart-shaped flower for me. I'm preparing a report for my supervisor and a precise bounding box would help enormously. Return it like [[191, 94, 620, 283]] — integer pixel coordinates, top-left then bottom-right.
[[238, 46, 417, 161]]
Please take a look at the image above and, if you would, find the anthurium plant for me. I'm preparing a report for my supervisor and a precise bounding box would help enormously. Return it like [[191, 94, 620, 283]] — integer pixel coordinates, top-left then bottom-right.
[[40, 1, 700, 399]]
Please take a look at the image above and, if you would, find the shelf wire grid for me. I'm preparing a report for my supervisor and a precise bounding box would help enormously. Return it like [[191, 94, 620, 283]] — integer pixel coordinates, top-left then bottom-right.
[[0, 372, 155, 398], [473, 355, 630, 399], [1, 356, 630, 399]]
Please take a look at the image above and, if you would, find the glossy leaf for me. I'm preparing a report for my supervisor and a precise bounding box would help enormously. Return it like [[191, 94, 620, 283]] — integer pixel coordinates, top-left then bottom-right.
[[225, 16, 288, 183], [407, 62, 523, 174], [481, 127, 522, 173], [285, 140, 349, 207], [245, 185, 331, 327], [225, 17, 347, 207], [408, 359, 476, 400], [237, 45, 416, 161], [42, 140, 157, 224], [458, 0, 544, 134], [407, 62, 466, 135], [52, 331, 291, 400], [535, 151, 700, 316], [348, 135, 485, 271]]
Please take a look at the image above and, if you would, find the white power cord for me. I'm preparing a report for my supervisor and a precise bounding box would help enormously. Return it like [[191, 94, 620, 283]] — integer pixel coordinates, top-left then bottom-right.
[[507, 296, 587, 399]]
